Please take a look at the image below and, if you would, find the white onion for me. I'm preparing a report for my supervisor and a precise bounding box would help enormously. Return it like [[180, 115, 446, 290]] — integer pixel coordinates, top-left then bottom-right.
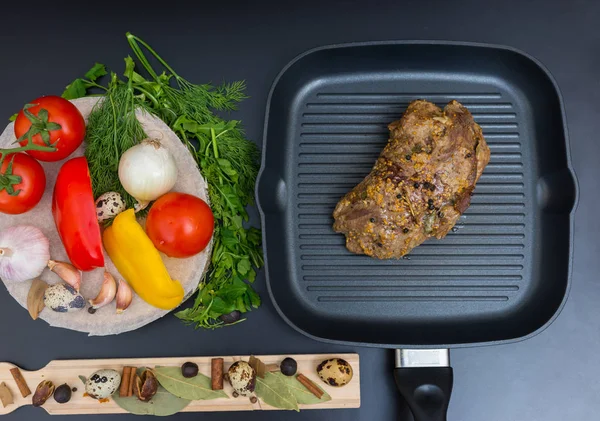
[[0, 225, 50, 282], [118, 139, 178, 206]]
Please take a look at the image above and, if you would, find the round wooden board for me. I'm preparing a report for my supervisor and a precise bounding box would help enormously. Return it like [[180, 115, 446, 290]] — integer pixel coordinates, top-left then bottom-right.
[[0, 97, 212, 336]]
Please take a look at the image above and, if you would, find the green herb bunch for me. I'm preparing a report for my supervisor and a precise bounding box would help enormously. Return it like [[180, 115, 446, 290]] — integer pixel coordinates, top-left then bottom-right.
[[63, 33, 263, 328], [77, 59, 148, 212]]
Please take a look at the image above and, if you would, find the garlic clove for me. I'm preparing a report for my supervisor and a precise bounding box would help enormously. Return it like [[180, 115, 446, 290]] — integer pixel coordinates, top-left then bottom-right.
[[47, 260, 82, 291], [89, 271, 117, 309], [115, 279, 133, 314]]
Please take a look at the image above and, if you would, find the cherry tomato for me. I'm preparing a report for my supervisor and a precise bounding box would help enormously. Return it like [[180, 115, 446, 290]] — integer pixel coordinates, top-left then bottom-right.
[[14, 96, 85, 162], [146, 192, 214, 258], [0, 153, 46, 214]]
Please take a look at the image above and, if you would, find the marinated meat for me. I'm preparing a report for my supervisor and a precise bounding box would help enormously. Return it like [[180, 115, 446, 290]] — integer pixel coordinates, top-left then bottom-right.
[[332, 99, 490, 259]]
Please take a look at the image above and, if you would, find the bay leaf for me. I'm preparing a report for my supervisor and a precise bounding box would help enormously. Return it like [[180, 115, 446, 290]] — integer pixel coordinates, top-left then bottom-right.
[[112, 389, 190, 416], [153, 366, 228, 400], [255, 372, 299, 411], [112, 368, 190, 416], [276, 373, 332, 405]]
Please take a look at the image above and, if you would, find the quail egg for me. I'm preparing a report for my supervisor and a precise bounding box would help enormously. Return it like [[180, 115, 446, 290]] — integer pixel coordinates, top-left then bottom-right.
[[85, 369, 121, 399], [44, 283, 85, 312], [228, 361, 256, 396], [317, 358, 353, 387], [95, 192, 126, 222]]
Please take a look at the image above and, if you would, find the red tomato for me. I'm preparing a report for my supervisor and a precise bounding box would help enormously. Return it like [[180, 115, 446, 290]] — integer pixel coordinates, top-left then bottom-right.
[[146, 192, 214, 258], [52, 157, 104, 271], [14, 96, 85, 162], [0, 153, 46, 214]]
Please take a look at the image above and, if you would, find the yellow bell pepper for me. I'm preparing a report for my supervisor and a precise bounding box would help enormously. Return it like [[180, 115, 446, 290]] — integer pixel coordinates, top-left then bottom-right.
[[103, 209, 184, 310]]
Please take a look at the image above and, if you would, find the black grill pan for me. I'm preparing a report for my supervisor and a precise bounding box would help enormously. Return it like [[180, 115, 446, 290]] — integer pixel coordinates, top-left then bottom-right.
[[256, 41, 577, 420]]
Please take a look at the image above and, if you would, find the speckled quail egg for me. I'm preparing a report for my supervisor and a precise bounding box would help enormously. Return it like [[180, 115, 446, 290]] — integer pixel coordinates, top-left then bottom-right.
[[228, 361, 256, 396], [95, 192, 126, 222], [317, 358, 353, 387], [44, 283, 85, 312], [85, 369, 121, 399]]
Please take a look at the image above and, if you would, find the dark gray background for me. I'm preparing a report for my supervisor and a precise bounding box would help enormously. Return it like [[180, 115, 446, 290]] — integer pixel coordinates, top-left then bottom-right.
[[0, 1, 595, 420]]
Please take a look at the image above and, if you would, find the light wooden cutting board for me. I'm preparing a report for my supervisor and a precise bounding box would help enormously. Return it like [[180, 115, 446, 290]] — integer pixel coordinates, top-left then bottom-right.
[[0, 353, 360, 415]]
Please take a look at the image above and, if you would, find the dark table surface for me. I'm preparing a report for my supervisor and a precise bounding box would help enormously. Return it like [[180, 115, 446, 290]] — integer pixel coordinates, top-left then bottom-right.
[[0, 1, 596, 420]]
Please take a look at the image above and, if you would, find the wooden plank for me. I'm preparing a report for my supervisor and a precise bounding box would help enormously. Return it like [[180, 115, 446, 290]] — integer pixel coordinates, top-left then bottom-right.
[[0, 353, 359, 415]]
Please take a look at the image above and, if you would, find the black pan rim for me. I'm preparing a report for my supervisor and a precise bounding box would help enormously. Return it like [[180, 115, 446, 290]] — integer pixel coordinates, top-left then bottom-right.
[[256, 39, 579, 349]]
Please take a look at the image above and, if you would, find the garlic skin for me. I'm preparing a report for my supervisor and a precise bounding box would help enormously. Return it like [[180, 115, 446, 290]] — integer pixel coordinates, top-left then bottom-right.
[[115, 279, 133, 314], [88, 271, 117, 309], [118, 139, 177, 204], [47, 260, 81, 291], [0, 226, 50, 282]]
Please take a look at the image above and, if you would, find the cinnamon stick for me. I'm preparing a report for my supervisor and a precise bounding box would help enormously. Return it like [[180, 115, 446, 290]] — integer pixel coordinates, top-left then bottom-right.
[[119, 367, 132, 397], [127, 367, 137, 397], [211, 358, 223, 390], [296, 373, 324, 399], [9, 368, 31, 398]]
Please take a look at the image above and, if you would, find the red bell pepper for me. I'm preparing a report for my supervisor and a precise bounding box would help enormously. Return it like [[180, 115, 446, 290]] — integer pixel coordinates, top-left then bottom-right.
[[52, 156, 104, 271]]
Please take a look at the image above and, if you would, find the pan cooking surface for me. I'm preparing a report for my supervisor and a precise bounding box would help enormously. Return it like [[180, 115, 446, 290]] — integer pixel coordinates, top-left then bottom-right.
[[257, 42, 577, 347]]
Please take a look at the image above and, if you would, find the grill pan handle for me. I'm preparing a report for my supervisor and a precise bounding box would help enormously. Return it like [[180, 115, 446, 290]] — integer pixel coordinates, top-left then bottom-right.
[[393, 349, 453, 421]]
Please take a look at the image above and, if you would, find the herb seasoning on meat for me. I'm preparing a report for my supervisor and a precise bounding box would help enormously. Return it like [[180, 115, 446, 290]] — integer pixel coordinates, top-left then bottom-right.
[[332, 100, 490, 258]]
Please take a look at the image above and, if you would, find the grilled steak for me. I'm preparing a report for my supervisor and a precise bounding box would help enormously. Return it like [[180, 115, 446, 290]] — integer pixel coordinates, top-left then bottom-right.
[[333, 99, 490, 259]]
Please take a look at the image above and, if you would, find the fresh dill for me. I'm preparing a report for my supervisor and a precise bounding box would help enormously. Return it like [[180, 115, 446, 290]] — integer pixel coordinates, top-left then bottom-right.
[[84, 60, 147, 212]]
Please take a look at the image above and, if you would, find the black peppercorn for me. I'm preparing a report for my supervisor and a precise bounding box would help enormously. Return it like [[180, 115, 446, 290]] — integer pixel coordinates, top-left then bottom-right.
[[405, 154, 411, 160], [428, 199, 434, 205], [88, 307, 97, 315], [413, 182, 419, 188], [396, 193, 402, 199], [377, 242, 383, 247], [466, 153, 472, 158], [429, 184, 436, 191], [54, 384, 72, 404], [403, 228, 409, 234], [369, 218, 376, 223], [280, 358, 298, 376], [219, 310, 241, 324], [181, 362, 199, 378]]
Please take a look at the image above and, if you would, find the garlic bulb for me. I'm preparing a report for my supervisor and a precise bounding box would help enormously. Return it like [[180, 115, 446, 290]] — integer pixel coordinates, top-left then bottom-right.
[[0, 226, 50, 282], [118, 139, 177, 208]]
